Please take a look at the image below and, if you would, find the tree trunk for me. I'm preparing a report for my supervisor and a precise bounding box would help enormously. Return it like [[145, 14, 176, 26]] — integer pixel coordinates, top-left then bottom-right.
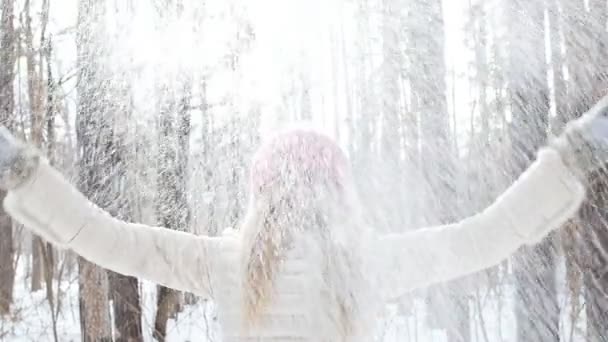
[[351, 0, 379, 230], [504, 1, 558, 341], [560, 2, 608, 340], [200, 80, 217, 235], [153, 78, 191, 342], [110, 273, 143, 342], [41, 12, 59, 339], [548, 0, 567, 133], [0, 0, 17, 315], [576, 170, 608, 342], [77, 258, 111, 342], [154, 286, 180, 342], [153, 89, 178, 342], [406, 1, 468, 340], [380, 0, 405, 232], [105, 4, 144, 339], [554, 1, 608, 340], [548, 0, 585, 337], [107, 102, 143, 342], [151, 7, 195, 337], [76, 0, 114, 340], [24, 0, 46, 293]]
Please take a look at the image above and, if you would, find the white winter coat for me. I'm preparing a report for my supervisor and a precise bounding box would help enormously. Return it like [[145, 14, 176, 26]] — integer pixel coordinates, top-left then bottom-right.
[[3, 147, 586, 341]]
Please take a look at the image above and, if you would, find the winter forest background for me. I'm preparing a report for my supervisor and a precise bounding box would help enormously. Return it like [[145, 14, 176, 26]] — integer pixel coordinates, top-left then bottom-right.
[[0, 0, 606, 341]]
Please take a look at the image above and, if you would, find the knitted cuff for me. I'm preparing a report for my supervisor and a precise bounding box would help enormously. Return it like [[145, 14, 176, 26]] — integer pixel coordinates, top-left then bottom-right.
[[549, 123, 598, 186]]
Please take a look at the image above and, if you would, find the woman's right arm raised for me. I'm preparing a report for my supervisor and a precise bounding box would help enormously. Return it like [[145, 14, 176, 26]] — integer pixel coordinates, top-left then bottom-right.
[[0, 127, 228, 299]]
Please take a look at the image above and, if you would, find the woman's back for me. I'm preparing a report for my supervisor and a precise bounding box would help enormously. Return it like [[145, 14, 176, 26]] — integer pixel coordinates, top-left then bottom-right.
[[211, 230, 374, 342]]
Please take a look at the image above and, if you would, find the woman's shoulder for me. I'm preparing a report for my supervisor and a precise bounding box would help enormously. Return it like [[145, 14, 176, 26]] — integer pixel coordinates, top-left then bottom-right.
[[215, 227, 242, 253]]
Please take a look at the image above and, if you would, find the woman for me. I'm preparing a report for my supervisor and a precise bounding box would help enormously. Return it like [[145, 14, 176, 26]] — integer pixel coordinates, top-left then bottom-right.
[[2, 96, 608, 341]]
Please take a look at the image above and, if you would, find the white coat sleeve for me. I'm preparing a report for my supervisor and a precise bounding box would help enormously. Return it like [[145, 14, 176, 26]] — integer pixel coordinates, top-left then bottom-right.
[[377, 148, 586, 300], [3, 159, 228, 299]]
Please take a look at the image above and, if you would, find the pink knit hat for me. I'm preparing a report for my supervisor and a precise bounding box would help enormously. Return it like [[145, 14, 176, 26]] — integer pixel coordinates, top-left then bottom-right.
[[249, 129, 350, 196]]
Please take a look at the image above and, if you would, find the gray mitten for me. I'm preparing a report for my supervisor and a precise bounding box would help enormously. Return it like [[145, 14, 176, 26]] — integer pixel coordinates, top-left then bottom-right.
[[0, 127, 40, 190], [551, 95, 608, 183]]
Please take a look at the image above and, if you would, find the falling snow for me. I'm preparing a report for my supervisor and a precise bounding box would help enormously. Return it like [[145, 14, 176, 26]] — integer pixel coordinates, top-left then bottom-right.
[[0, 0, 607, 341]]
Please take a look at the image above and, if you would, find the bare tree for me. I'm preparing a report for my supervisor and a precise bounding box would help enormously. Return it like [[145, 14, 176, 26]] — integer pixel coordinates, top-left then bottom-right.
[[40, 4, 60, 338], [148, 6, 196, 338], [107, 84, 143, 342], [349, 0, 379, 233], [0, 0, 17, 315], [153, 78, 192, 341], [559, 1, 608, 340], [403, 1, 469, 340], [101, 3, 144, 341], [23, 0, 46, 293], [197, 79, 219, 235], [502, 1, 559, 340], [75, 0, 114, 340], [380, 0, 405, 232]]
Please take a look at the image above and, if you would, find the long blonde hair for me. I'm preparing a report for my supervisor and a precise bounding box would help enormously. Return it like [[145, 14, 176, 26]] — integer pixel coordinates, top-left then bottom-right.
[[239, 129, 371, 338]]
